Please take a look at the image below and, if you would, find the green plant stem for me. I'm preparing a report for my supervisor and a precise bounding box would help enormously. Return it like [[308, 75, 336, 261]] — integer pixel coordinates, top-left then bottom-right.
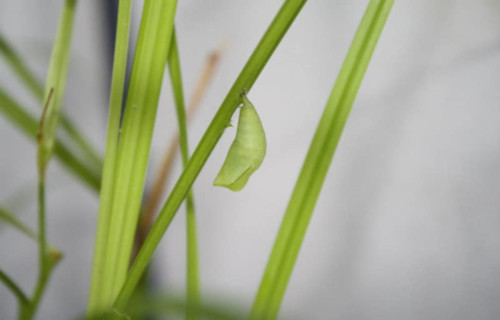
[[250, 1, 394, 319], [23, 2, 78, 318], [26, 179, 49, 320], [0, 207, 38, 240], [0, 207, 62, 319], [0, 34, 42, 99], [167, 29, 201, 320], [0, 187, 62, 320], [106, 0, 177, 302], [0, 268, 29, 307], [27, 105, 64, 320], [0, 89, 100, 191], [87, 0, 132, 315], [38, 0, 78, 171], [88, 0, 178, 313], [0, 15, 101, 171], [22, 178, 63, 320], [114, 0, 307, 309]]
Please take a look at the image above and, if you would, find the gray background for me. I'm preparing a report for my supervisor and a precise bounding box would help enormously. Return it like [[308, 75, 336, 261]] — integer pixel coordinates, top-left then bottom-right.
[[1, 0, 500, 319]]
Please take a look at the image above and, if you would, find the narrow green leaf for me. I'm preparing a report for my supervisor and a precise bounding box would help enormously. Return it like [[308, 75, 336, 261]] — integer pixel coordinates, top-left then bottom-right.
[[0, 207, 61, 261], [0, 88, 100, 191], [0, 207, 37, 240], [37, 0, 77, 173], [37, 88, 54, 175], [114, 0, 307, 308], [89, 0, 178, 313], [0, 33, 101, 171], [106, 0, 178, 300], [167, 29, 201, 320], [250, 1, 394, 319], [87, 0, 132, 315], [0, 33, 43, 99], [0, 268, 29, 307], [3, 3, 80, 312]]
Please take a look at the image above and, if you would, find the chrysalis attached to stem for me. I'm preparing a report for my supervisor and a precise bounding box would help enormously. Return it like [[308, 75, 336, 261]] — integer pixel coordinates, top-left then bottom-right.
[[213, 94, 266, 191]]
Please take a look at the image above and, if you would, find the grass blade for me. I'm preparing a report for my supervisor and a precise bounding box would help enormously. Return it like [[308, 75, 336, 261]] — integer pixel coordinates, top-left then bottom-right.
[[114, 0, 308, 308], [87, 0, 132, 315], [167, 29, 201, 320], [88, 0, 178, 313], [0, 88, 100, 191], [136, 44, 222, 247], [250, 1, 394, 319], [0, 206, 60, 249], [0, 269, 29, 308], [34, 17, 76, 303], [0, 207, 38, 240], [28, 2, 78, 318], [0, 30, 102, 170], [0, 208, 61, 317], [37, 0, 77, 172], [0, 33, 43, 99]]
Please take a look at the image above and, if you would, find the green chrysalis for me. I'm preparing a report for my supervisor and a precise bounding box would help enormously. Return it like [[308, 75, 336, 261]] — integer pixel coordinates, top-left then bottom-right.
[[213, 94, 266, 191]]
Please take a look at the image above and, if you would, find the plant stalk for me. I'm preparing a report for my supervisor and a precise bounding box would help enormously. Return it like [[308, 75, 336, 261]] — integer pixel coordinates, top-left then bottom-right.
[[114, 0, 308, 309], [167, 30, 201, 320], [250, 1, 394, 318]]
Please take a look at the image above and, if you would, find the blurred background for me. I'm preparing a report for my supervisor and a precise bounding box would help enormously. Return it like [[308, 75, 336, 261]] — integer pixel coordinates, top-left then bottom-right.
[[1, 0, 500, 319]]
